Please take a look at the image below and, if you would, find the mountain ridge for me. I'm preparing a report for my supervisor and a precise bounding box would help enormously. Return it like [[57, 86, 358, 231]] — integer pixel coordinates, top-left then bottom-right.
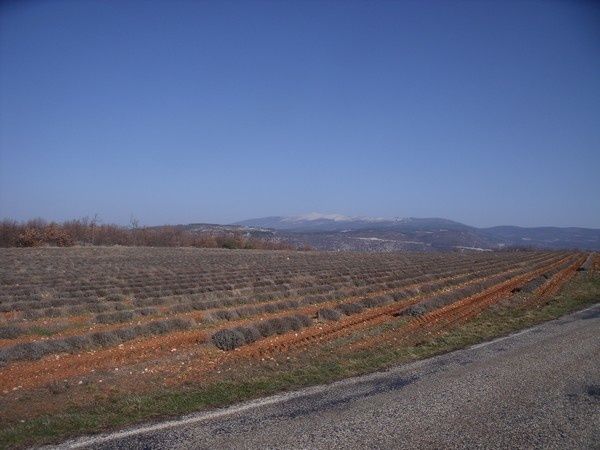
[[231, 214, 600, 251]]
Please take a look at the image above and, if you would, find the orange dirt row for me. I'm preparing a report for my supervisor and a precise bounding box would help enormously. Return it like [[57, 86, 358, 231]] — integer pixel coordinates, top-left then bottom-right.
[[0, 328, 207, 392], [346, 254, 574, 353], [0, 253, 566, 396], [227, 255, 571, 359], [524, 254, 587, 309], [3, 259, 510, 346], [0, 261, 510, 392]]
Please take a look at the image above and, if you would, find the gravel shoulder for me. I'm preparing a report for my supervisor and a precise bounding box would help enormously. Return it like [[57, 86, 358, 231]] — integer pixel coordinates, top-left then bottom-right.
[[53, 303, 600, 450]]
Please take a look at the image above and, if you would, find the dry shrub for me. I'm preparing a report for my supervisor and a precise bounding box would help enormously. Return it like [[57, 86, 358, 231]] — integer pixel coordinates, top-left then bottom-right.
[[16, 228, 45, 247], [43, 225, 73, 246], [208, 297, 309, 323], [171, 304, 194, 314], [133, 298, 166, 307], [1, 218, 298, 249], [256, 320, 276, 337], [212, 329, 246, 350], [0, 325, 22, 339], [391, 290, 409, 301], [211, 314, 312, 351], [403, 304, 427, 316], [317, 308, 342, 321], [358, 295, 392, 309], [95, 310, 135, 324], [105, 293, 125, 302], [0, 317, 195, 365], [234, 326, 262, 344], [338, 302, 365, 316]]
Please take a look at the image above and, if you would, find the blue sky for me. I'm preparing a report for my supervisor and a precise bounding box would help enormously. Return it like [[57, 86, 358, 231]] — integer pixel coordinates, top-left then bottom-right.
[[1, 0, 599, 228]]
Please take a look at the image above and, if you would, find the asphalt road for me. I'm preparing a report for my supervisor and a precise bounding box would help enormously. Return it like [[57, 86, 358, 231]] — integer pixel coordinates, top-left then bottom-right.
[[56, 305, 600, 450]]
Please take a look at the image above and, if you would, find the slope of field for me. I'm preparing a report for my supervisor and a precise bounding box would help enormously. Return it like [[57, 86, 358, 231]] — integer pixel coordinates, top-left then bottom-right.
[[0, 247, 596, 447]]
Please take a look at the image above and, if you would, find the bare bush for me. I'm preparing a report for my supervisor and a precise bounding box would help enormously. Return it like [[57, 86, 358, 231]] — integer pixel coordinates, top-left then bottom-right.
[[233, 326, 262, 345], [16, 227, 45, 247], [338, 302, 365, 316], [212, 314, 312, 351], [0, 325, 22, 339], [403, 304, 427, 316], [317, 308, 342, 321], [212, 328, 246, 350], [0, 317, 195, 364], [95, 311, 135, 324], [1, 218, 297, 249]]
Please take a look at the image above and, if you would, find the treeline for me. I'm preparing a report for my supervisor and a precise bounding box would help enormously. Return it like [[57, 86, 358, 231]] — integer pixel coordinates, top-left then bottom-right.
[[0, 218, 296, 250]]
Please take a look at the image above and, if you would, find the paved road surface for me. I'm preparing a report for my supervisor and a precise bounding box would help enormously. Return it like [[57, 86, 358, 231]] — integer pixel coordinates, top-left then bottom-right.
[[56, 305, 600, 449]]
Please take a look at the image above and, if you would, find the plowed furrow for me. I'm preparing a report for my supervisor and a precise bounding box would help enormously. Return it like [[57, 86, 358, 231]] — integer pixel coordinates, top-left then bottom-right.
[[345, 255, 573, 352], [234, 255, 570, 358], [524, 255, 586, 308]]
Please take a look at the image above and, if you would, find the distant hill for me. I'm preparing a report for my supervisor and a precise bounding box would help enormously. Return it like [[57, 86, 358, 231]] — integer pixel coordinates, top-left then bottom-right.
[[234, 214, 470, 232], [481, 225, 600, 251], [232, 213, 600, 251], [235, 213, 394, 232]]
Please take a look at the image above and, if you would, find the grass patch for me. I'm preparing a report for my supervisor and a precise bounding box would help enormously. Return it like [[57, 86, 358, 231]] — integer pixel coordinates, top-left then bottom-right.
[[2, 272, 599, 449]]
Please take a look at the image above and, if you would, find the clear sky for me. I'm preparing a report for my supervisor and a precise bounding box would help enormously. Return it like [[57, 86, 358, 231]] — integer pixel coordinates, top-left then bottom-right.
[[1, 1, 599, 228]]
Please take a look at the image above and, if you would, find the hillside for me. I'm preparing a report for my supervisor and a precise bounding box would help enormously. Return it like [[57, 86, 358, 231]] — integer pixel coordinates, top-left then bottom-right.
[[233, 214, 600, 251]]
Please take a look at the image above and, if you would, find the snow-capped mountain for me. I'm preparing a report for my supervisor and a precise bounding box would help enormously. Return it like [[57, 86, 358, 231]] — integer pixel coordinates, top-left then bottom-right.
[[234, 213, 392, 231], [234, 213, 470, 232]]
